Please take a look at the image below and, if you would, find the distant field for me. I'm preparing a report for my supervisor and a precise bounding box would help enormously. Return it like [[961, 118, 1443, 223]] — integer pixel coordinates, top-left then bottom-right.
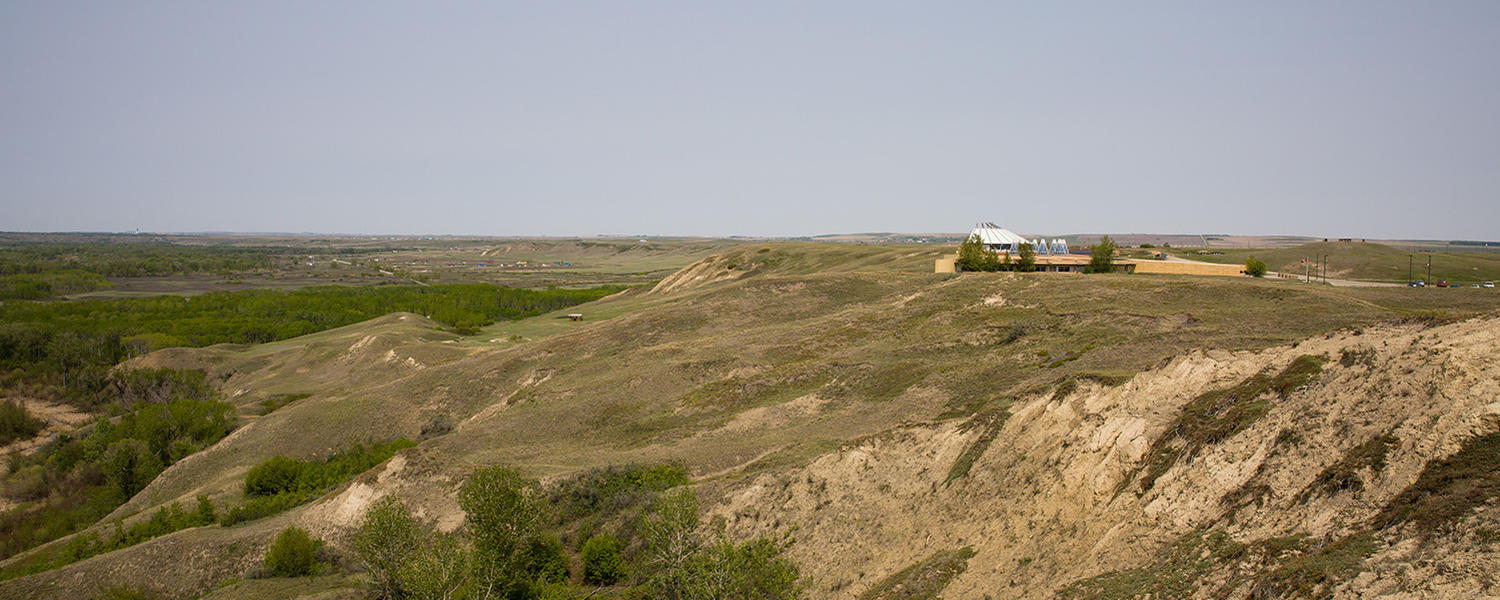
[[1165, 241, 1500, 284], [0, 234, 746, 299]]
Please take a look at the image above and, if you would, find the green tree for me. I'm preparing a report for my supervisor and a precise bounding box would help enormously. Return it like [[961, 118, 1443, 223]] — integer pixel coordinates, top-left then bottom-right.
[[99, 439, 163, 499], [459, 465, 541, 596], [354, 496, 422, 599], [521, 533, 571, 583], [642, 488, 703, 600], [1016, 242, 1037, 273], [640, 488, 801, 600], [581, 533, 625, 585], [955, 235, 989, 272], [193, 495, 216, 524], [397, 533, 471, 600], [1245, 256, 1268, 277], [686, 537, 801, 600], [264, 526, 320, 577], [1086, 236, 1119, 274]]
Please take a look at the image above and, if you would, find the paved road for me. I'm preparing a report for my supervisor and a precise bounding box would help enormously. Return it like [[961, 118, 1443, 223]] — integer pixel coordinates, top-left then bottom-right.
[[1265, 272, 1401, 287], [1161, 255, 1400, 287]]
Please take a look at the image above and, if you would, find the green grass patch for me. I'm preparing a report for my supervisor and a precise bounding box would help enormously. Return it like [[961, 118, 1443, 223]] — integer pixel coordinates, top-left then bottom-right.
[[257, 393, 312, 416], [679, 366, 832, 410], [825, 362, 928, 403], [1373, 431, 1500, 536], [1040, 345, 1094, 369], [857, 547, 977, 600], [1249, 532, 1377, 600], [945, 407, 1011, 485], [1134, 355, 1326, 494], [1056, 530, 1246, 600], [1058, 528, 1377, 600], [1295, 434, 1398, 503]]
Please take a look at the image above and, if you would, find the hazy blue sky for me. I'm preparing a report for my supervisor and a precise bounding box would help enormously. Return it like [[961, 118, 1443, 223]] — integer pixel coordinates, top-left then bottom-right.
[[3, 2, 1498, 239]]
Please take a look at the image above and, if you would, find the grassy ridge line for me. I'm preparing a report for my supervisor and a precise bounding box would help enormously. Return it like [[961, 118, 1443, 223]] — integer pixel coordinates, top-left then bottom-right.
[[0, 283, 626, 344], [0, 283, 624, 405]]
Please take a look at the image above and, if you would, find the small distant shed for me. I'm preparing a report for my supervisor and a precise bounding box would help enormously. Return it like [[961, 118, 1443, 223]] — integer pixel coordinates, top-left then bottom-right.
[[568, 313, 584, 321]]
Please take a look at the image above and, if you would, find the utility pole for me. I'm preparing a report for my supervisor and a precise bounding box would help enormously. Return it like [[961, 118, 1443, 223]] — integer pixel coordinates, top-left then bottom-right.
[[1409, 254, 1413, 284], [1427, 255, 1431, 285]]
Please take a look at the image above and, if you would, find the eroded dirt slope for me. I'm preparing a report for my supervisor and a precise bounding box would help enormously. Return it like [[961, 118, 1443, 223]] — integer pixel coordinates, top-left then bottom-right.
[[715, 317, 1500, 599]]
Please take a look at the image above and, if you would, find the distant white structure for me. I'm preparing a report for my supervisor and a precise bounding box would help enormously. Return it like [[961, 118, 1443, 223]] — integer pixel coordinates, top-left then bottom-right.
[[968, 222, 1027, 253], [968, 223, 1070, 255]]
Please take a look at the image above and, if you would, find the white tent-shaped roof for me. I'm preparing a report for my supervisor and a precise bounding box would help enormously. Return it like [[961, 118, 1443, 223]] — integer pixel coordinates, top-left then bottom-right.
[[968, 222, 1026, 249]]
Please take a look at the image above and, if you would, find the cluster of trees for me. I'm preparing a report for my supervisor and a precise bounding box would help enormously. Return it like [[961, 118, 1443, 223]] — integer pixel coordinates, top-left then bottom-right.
[[0, 283, 624, 405], [1, 435, 413, 580], [352, 465, 800, 600], [1, 496, 220, 581], [956, 235, 1121, 274], [0, 270, 112, 301], [222, 438, 415, 526], [0, 242, 292, 279], [0, 369, 232, 563], [955, 236, 1036, 272]]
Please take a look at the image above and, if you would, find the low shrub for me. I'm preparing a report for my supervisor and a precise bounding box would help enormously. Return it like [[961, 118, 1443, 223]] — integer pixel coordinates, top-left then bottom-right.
[[581, 533, 624, 585], [548, 463, 689, 524], [1245, 256, 1268, 277], [224, 438, 414, 526], [521, 533, 571, 583], [0, 399, 44, 445], [244, 456, 306, 497], [264, 526, 320, 577]]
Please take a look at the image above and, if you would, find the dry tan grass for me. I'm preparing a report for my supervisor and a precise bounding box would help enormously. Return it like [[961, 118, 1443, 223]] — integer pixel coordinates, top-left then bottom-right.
[[4, 242, 1500, 599]]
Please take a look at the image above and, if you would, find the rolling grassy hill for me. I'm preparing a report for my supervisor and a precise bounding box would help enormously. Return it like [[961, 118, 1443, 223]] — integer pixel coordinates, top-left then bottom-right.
[[1166, 241, 1500, 284], [4, 242, 1500, 598]]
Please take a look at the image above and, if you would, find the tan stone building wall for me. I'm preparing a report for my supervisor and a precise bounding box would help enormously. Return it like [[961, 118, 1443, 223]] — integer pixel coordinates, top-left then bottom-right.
[[1126, 260, 1244, 276]]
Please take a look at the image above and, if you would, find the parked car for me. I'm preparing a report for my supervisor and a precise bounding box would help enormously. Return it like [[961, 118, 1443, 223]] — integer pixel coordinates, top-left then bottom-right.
[[1485, 281, 1495, 288], [1409, 280, 1425, 287], [1436, 280, 1449, 288]]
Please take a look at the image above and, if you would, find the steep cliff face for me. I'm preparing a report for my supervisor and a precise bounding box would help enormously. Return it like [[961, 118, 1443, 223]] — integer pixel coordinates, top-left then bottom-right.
[[714, 317, 1500, 599]]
